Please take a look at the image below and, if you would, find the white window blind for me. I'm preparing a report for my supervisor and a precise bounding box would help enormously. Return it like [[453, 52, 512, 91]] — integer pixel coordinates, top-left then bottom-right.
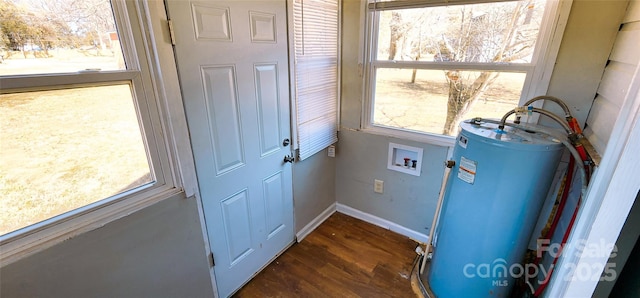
[[293, 0, 340, 160]]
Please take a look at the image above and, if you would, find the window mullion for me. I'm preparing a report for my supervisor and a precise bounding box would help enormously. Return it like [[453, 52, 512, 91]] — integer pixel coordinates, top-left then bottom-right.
[[129, 75, 167, 187], [368, 0, 516, 11], [372, 61, 533, 72], [0, 71, 140, 93]]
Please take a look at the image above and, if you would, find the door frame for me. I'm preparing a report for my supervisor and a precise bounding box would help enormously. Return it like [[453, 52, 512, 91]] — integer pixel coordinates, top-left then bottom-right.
[[146, 1, 220, 296], [149, 1, 299, 296]]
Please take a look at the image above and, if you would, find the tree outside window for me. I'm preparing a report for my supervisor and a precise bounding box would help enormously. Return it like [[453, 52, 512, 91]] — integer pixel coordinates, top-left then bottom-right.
[[368, 0, 548, 136]]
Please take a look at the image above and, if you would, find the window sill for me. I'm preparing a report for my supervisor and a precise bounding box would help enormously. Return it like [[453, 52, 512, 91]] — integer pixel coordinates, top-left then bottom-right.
[[360, 125, 456, 148], [0, 186, 186, 267]]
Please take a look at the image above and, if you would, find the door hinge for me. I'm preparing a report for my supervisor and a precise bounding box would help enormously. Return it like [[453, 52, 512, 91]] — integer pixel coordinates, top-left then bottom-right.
[[209, 252, 215, 267], [167, 19, 176, 45]]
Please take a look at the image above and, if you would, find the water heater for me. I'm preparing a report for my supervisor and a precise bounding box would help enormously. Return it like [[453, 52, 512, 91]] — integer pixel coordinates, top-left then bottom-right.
[[428, 119, 564, 297]]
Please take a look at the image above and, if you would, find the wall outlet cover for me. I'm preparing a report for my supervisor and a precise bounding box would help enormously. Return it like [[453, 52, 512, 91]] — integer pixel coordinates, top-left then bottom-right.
[[374, 179, 384, 193]]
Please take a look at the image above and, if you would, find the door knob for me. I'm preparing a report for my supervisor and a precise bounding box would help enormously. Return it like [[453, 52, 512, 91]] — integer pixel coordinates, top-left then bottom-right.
[[282, 138, 290, 147], [284, 155, 295, 163]]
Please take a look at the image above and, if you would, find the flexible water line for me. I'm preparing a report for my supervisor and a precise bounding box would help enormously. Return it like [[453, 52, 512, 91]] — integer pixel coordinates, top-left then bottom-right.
[[499, 108, 573, 134], [420, 160, 455, 274], [523, 95, 573, 118], [476, 118, 588, 201]]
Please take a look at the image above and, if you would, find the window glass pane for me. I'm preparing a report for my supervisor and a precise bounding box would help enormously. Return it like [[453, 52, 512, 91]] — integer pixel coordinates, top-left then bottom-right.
[[0, 85, 152, 235], [375, 0, 546, 63], [0, 0, 125, 76], [373, 68, 525, 135]]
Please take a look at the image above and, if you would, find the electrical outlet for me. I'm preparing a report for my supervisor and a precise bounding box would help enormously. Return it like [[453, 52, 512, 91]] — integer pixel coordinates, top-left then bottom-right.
[[374, 179, 384, 194], [328, 145, 336, 157]]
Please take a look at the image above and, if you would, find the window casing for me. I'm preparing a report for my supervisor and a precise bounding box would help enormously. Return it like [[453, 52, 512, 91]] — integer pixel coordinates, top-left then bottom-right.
[[0, 0, 182, 263], [363, 0, 571, 145], [291, 0, 341, 160]]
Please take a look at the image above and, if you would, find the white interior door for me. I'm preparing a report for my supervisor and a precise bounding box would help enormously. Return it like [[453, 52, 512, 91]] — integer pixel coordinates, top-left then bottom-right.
[[166, 1, 294, 296]]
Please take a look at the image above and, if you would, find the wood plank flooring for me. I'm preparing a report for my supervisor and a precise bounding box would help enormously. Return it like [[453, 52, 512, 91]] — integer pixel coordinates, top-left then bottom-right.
[[234, 212, 420, 297]]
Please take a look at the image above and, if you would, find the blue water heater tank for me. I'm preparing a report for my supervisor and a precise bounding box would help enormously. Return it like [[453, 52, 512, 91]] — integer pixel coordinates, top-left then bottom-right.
[[428, 119, 564, 297]]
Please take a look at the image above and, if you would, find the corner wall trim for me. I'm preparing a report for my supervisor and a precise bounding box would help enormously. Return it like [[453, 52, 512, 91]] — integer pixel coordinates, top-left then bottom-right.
[[336, 203, 429, 244], [295, 203, 336, 242]]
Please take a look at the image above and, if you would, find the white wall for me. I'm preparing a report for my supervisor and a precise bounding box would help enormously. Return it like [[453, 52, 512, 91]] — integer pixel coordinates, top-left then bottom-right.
[[335, 130, 448, 238], [584, 0, 640, 155], [593, 192, 640, 297], [0, 194, 215, 298], [293, 150, 337, 235], [336, 0, 448, 239], [542, 0, 628, 128]]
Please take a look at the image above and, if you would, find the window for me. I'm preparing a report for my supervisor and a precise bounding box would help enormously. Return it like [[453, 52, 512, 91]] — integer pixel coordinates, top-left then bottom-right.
[[0, 0, 176, 254], [291, 0, 340, 160], [364, 0, 568, 141]]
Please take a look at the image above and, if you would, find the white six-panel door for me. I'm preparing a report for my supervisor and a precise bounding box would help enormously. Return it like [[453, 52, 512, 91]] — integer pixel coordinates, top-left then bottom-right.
[[166, 1, 294, 296]]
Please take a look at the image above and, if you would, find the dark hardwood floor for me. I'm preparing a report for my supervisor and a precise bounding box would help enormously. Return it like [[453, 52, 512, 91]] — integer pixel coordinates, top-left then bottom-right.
[[234, 212, 420, 297]]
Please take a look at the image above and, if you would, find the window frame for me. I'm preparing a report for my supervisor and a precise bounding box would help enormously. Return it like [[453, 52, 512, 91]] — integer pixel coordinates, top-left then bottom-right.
[[288, 0, 342, 161], [361, 0, 573, 146], [0, 0, 187, 264]]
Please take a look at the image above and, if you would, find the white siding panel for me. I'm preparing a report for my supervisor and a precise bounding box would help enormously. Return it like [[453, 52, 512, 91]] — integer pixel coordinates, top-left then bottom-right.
[[583, 126, 607, 157], [623, 0, 640, 23], [585, 95, 620, 153], [596, 61, 636, 109], [609, 29, 640, 65], [586, 4, 640, 155]]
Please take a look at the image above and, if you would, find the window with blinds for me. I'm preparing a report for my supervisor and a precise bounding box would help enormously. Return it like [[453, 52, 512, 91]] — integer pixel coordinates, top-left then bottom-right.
[[292, 0, 340, 160]]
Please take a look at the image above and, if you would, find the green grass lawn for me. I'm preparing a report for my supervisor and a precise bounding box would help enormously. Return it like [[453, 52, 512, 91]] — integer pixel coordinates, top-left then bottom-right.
[[0, 85, 151, 235]]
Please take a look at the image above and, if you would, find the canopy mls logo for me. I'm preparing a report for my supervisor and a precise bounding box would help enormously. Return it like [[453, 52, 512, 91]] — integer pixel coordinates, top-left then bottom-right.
[[462, 239, 618, 292], [462, 258, 552, 290]]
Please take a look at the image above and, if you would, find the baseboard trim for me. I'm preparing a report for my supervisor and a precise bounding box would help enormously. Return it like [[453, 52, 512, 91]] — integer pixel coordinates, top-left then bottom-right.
[[295, 203, 336, 242], [336, 203, 429, 244]]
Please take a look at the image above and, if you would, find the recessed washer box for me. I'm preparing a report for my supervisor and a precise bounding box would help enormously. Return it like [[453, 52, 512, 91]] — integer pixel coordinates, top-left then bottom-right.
[[387, 142, 423, 176]]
